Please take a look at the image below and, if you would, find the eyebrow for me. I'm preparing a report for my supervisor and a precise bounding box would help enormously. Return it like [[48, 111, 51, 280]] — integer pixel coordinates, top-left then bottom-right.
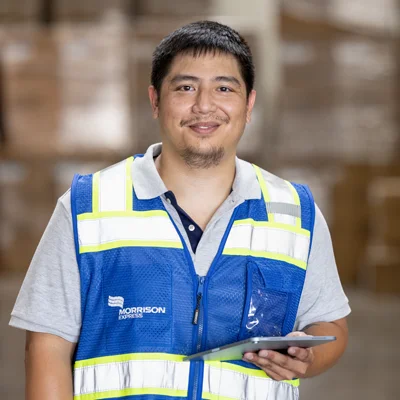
[[169, 74, 242, 87], [214, 76, 241, 87], [169, 75, 200, 85]]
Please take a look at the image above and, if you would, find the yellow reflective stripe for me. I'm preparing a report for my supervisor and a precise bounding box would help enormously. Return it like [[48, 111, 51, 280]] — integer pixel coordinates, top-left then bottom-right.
[[233, 218, 310, 237], [74, 352, 185, 368], [253, 165, 274, 223], [74, 387, 188, 400], [80, 240, 183, 254], [206, 361, 266, 378], [126, 156, 134, 212], [285, 180, 301, 228], [92, 172, 100, 214], [202, 394, 239, 400], [222, 248, 307, 270], [206, 361, 300, 387], [77, 210, 169, 221]]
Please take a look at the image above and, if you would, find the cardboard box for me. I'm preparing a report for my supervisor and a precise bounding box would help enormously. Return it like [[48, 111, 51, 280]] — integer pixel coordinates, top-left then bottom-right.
[[368, 177, 400, 246], [360, 245, 400, 294], [330, 164, 400, 285], [133, 0, 210, 17], [0, 0, 40, 22], [0, 161, 55, 273], [53, 0, 106, 21]]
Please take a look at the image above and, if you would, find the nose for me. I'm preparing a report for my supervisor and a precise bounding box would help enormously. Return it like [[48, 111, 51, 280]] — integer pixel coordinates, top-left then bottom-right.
[[192, 88, 217, 114]]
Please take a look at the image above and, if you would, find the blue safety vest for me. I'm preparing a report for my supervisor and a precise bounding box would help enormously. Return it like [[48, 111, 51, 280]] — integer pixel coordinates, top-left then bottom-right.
[[70, 156, 315, 400]]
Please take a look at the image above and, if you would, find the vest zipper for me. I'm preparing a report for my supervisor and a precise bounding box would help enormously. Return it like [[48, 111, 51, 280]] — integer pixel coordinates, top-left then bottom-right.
[[190, 208, 239, 400], [163, 202, 239, 400], [192, 276, 205, 326], [192, 275, 205, 400]]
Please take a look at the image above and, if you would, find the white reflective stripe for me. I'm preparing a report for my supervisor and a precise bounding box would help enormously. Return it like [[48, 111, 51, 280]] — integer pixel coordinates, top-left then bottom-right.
[[254, 166, 300, 227], [202, 363, 299, 400], [224, 224, 310, 263], [74, 359, 190, 398], [273, 214, 297, 225], [78, 215, 181, 247], [99, 160, 128, 212], [263, 172, 297, 206]]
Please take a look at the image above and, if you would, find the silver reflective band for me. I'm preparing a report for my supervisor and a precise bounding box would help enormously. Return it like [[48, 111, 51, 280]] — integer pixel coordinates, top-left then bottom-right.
[[74, 357, 190, 399], [77, 214, 183, 253], [224, 223, 310, 263], [202, 363, 299, 400], [266, 202, 301, 218]]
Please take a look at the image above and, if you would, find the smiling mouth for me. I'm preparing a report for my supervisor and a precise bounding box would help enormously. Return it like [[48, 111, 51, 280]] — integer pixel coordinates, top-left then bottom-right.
[[188, 122, 220, 135]]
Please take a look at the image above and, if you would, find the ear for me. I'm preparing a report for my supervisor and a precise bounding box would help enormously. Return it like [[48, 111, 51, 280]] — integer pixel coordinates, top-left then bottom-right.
[[246, 90, 256, 123], [148, 86, 159, 119]]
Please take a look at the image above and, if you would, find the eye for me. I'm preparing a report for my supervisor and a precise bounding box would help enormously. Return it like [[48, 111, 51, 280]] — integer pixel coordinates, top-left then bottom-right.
[[178, 85, 194, 91], [218, 86, 232, 92]]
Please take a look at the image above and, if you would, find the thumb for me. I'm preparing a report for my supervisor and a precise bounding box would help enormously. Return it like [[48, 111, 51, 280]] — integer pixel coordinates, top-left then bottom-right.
[[286, 331, 313, 338]]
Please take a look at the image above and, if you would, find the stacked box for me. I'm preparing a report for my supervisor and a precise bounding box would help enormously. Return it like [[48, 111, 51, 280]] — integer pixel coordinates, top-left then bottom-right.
[[0, 160, 56, 273], [53, 0, 106, 22], [330, 164, 372, 285], [331, 165, 400, 288], [360, 177, 400, 293], [0, 0, 40, 23], [1, 23, 133, 272], [55, 25, 132, 153], [362, 246, 400, 294], [369, 178, 400, 246], [2, 24, 133, 156], [2, 29, 60, 154], [133, 0, 210, 18]]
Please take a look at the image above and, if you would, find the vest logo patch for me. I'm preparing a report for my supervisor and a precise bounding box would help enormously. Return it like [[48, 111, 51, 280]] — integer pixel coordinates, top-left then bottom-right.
[[108, 295, 166, 320], [108, 296, 124, 308]]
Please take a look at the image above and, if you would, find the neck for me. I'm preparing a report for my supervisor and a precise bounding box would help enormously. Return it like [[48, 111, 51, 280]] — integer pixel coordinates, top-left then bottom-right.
[[155, 144, 236, 229]]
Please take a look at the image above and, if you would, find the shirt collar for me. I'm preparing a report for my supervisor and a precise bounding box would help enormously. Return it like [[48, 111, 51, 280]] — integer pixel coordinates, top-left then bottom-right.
[[131, 143, 261, 201]]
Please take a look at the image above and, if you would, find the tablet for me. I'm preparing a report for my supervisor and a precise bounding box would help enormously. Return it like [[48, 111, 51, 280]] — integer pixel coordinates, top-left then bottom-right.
[[183, 336, 336, 361]]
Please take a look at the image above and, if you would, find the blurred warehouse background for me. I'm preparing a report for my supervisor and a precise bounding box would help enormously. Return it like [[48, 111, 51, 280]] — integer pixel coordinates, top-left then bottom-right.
[[0, 0, 399, 399]]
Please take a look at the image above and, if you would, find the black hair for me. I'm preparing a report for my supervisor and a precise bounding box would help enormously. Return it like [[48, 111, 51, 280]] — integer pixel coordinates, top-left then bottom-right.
[[151, 20, 255, 98]]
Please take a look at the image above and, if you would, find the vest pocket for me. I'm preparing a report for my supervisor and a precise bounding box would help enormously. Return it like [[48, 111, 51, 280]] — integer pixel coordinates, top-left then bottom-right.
[[103, 262, 173, 353], [238, 262, 290, 340]]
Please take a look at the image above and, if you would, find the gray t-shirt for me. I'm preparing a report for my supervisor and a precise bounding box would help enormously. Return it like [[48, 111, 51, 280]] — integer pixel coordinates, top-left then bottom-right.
[[9, 144, 351, 343]]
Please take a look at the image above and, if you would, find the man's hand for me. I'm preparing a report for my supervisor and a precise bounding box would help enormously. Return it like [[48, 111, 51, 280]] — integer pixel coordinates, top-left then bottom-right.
[[242, 317, 348, 379], [242, 331, 314, 381]]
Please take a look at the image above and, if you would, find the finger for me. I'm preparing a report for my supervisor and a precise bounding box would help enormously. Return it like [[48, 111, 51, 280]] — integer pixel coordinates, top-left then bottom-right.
[[243, 351, 303, 380], [288, 346, 313, 362], [260, 350, 308, 374], [243, 352, 295, 381], [286, 331, 313, 338]]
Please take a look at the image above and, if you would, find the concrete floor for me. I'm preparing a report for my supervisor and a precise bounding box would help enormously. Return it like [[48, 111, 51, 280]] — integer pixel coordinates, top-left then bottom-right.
[[1, 274, 399, 400]]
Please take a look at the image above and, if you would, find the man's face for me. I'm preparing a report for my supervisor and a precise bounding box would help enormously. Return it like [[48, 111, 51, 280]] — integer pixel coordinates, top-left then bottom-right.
[[149, 52, 256, 168]]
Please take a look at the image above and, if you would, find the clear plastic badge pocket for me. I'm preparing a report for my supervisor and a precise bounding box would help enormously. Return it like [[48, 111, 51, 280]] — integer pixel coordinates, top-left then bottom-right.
[[239, 262, 290, 340]]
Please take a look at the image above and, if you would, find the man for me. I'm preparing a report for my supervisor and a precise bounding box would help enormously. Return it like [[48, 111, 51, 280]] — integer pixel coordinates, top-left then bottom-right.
[[10, 21, 350, 399]]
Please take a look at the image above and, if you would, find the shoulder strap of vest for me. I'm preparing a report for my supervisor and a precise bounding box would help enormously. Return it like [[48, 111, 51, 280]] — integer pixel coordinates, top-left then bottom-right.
[[91, 156, 134, 214], [252, 164, 315, 237]]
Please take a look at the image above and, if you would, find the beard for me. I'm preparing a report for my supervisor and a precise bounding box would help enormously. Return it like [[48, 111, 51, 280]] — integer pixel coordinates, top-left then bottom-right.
[[179, 144, 225, 169]]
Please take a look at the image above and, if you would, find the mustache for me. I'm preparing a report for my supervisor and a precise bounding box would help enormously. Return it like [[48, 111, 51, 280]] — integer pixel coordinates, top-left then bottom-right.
[[180, 115, 230, 127]]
